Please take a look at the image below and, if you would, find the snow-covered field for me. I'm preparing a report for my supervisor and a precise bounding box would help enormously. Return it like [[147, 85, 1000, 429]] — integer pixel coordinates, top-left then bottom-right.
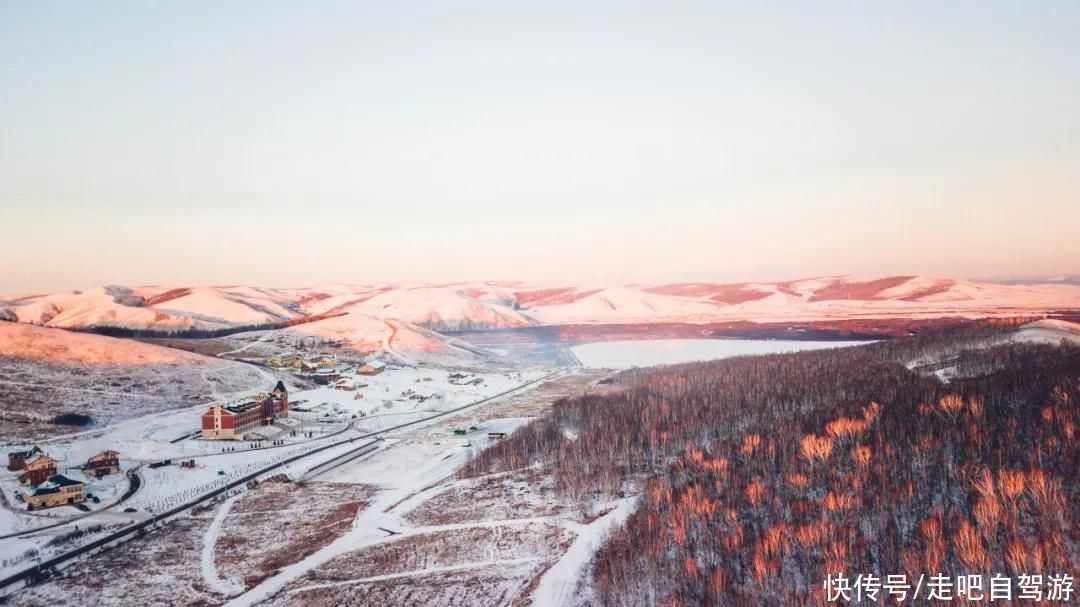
[[570, 337, 867, 369], [0, 358, 552, 582], [4, 370, 611, 606]]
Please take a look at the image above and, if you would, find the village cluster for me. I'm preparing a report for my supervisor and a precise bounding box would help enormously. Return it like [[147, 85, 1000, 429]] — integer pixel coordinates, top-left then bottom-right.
[[201, 354, 390, 441], [0, 352, 508, 519], [265, 352, 386, 384], [5, 447, 120, 511]]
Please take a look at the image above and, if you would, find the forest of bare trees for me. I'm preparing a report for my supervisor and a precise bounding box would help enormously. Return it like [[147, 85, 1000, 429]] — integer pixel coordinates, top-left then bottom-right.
[[462, 322, 1078, 605]]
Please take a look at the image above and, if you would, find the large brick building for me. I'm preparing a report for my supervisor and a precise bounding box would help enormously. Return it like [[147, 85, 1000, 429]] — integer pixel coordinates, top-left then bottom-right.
[[201, 381, 288, 440]]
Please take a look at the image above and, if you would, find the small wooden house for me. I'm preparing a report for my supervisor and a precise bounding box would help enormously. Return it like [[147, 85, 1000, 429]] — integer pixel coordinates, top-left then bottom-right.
[[313, 355, 337, 367], [7, 446, 42, 471], [22, 454, 58, 486], [85, 450, 121, 478], [357, 360, 386, 376], [312, 368, 341, 385]]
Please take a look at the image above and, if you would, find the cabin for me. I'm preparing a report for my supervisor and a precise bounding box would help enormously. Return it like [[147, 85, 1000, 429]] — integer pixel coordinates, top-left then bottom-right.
[[265, 355, 294, 368], [24, 475, 85, 510], [357, 360, 386, 376], [312, 368, 341, 385], [405, 388, 437, 403], [85, 450, 121, 478], [7, 446, 43, 471], [202, 381, 288, 440], [22, 454, 58, 486], [334, 378, 365, 392], [313, 355, 337, 367]]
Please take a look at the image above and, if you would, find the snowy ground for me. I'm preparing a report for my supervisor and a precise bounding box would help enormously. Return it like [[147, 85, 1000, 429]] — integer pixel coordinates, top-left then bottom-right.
[[7, 370, 612, 606], [221, 371, 614, 607], [570, 337, 868, 369], [1013, 318, 1080, 345], [0, 361, 551, 583], [287, 365, 536, 421]]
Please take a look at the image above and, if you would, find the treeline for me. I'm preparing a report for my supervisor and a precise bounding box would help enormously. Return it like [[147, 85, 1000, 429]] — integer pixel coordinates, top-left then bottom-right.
[[64, 312, 347, 340], [862, 320, 1020, 366], [461, 322, 1080, 605]]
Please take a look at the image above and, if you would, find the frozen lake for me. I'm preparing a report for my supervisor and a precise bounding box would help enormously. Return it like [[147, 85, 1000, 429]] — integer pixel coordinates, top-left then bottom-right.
[[570, 338, 867, 369]]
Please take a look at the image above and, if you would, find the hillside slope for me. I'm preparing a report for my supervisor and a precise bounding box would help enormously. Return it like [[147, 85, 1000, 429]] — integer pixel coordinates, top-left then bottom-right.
[[0, 323, 270, 440], [463, 327, 1080, 606]]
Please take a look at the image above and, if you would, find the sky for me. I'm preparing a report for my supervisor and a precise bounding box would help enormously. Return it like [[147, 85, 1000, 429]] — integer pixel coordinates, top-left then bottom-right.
[[1, 1, 1079, 293]]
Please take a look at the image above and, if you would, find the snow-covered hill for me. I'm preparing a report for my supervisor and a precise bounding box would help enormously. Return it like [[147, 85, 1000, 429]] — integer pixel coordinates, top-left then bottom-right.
[[0, 321, 215, 365], [0, 285, 300, 331], [4, 276, 1080, 336], [1014, 319, 1080, 345], [287, 284, 533, 331], [264, 312, 497, 366], [515, 276, 1080, 324], [0, 323, 271, 440]]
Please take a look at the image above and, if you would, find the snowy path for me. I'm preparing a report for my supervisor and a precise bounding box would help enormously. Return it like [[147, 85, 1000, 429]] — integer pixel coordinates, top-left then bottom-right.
[[223, 447, 552, 604], [215, 332, 272, 358], [381, 318, 413, 364], [216, 371, 564, 606], [531, 498, 637, 607], [201, 494, 244, 596], [223, 442, 474, 606], [284, 557, 543, 595]]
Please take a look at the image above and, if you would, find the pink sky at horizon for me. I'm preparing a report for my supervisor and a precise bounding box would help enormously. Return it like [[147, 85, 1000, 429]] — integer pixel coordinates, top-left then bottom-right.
[[2, 2, 1078, 294]]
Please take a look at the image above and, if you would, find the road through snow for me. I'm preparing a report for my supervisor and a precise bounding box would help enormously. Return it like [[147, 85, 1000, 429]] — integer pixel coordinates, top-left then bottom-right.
[[201, 493, 244, 596], [531, 497, 638, 607], [224, 373, 560, 606]]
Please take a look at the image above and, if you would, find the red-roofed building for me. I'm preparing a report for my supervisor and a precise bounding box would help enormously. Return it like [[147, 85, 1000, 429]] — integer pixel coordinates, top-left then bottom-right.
[[202, 381, 288, 440]]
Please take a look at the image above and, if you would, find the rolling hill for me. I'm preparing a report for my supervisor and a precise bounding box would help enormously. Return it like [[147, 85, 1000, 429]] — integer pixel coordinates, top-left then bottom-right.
[[3, 276, 1080, 339], [0, 322, 271, 439]]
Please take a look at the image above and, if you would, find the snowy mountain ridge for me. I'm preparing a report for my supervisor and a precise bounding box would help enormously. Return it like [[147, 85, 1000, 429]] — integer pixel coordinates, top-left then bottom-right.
[[3, 275, 1080, 334]]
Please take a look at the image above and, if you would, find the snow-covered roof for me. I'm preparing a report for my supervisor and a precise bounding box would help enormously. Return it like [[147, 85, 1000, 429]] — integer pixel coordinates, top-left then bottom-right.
[[29, 474, 82, 496], [25, 454, 55, 467], [8, 446, 41, 458], [222, 400, 261, 414]]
